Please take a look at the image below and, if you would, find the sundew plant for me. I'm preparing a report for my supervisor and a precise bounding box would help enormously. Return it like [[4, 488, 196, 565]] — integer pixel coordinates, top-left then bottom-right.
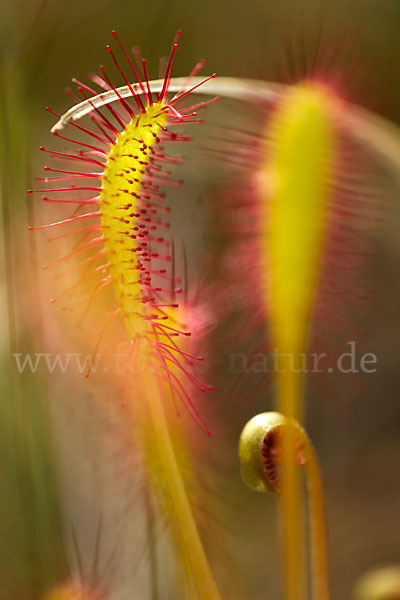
[[3, 5, 400, 600]]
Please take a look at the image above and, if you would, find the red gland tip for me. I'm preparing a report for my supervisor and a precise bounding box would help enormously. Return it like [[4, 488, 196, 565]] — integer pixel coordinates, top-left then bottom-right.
[[27, 226, 33, 231], [27, 190, 33, 194], [39, 146, 45, 151], [42, 265, 48, 270], [49, 298, 55, 304], [174, 29, 183, 44]]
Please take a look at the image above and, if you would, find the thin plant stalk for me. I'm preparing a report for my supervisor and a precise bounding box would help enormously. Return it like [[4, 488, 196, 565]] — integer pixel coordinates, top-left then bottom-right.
[[140, 368, 221, 600], [302, 435, 329, 600], [278, 359, 305, 600]]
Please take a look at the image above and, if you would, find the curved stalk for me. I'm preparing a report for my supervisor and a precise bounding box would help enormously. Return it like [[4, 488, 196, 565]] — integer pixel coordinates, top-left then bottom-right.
[[51, 77, 400, 171]]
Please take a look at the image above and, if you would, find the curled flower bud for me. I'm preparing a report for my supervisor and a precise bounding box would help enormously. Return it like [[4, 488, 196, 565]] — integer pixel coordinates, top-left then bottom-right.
[[239, 411, 306, 494]]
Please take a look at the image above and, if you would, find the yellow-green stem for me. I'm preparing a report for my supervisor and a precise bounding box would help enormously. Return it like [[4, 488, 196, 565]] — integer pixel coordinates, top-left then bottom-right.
[[302, 435, 329, 600], [278, 356, 305, 600], [140, 370, 221, 600], [281, 410, 329, 600]]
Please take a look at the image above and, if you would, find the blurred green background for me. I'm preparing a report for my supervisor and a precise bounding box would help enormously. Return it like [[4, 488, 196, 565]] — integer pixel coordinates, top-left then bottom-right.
[[1, 0, 400, 599]]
